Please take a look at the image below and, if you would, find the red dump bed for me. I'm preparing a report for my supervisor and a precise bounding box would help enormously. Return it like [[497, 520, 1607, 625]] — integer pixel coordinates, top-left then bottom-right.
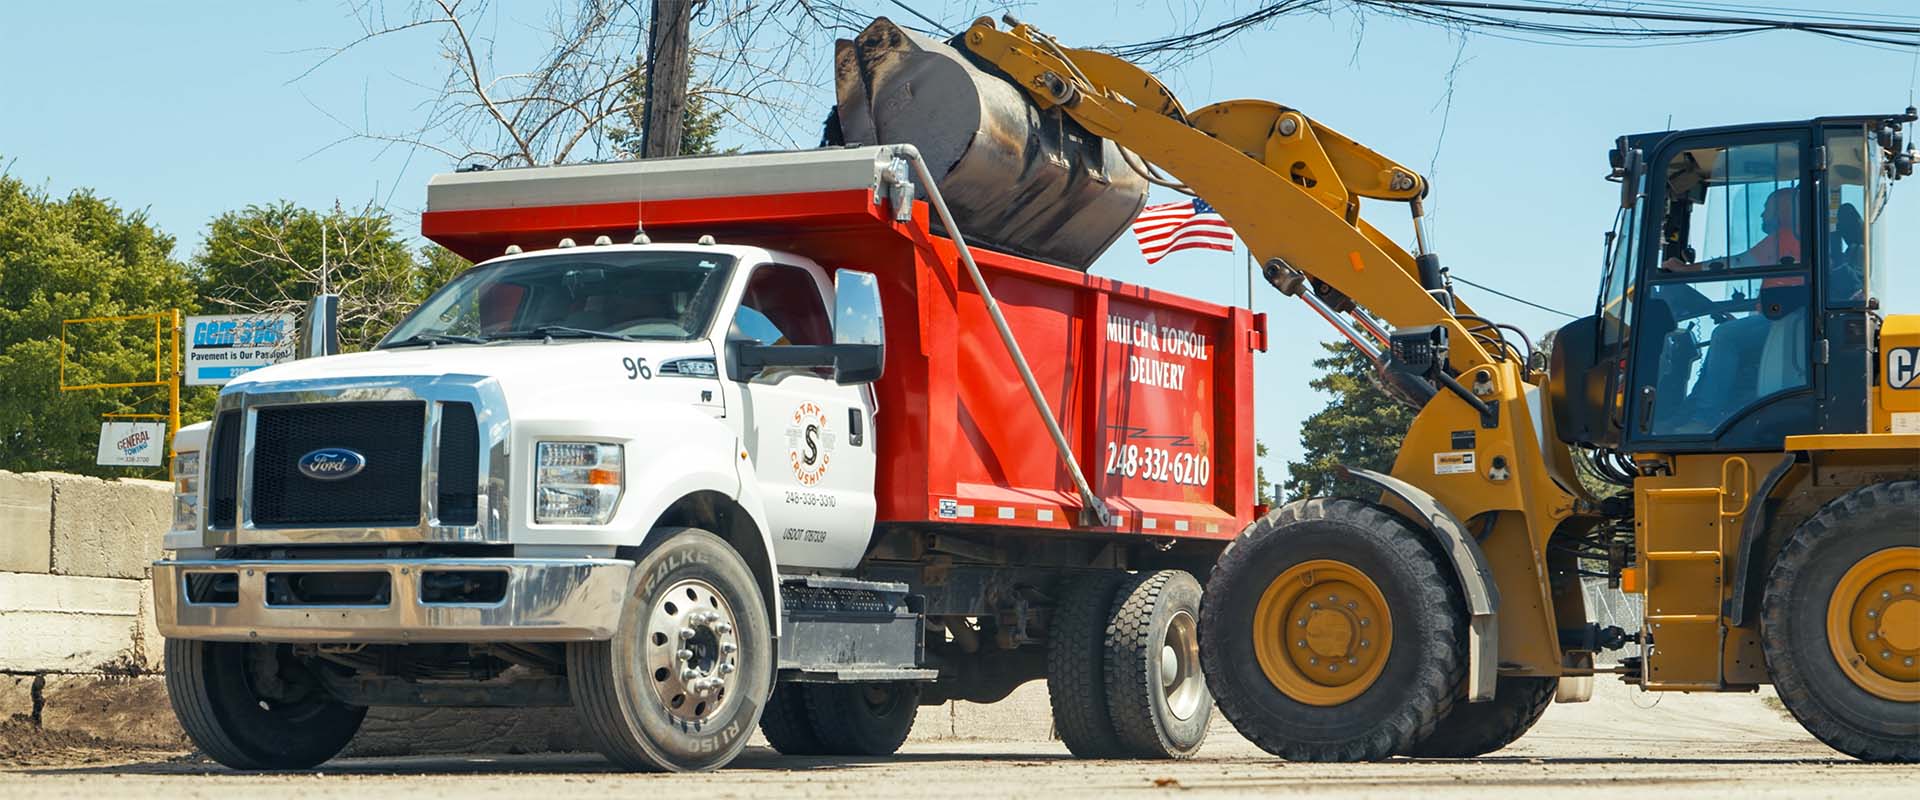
[[422, 148, 1263, 540]]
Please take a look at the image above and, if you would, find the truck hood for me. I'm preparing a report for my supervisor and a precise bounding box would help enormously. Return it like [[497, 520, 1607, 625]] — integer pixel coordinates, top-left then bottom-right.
[[223, 340, 724, 419]]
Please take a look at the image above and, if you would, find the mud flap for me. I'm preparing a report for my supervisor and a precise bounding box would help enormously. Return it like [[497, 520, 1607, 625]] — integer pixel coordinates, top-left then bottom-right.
[[1339, 466, 1502, 702]]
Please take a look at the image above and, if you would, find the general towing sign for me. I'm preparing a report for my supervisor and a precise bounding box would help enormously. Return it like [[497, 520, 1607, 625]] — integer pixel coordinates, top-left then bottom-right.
[[96, 421, 167, 467], [184, 313, 296, 386]]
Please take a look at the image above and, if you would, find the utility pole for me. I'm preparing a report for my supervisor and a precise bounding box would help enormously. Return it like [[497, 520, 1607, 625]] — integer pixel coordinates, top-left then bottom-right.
[[641, 0, 698, 158]]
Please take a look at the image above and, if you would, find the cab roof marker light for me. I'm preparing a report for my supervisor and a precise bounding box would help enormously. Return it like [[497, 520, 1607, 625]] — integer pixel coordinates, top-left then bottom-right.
[[698, 234, 716, 245], [593, 235, 612, 246], [505, 244, 523, 255], [633, 233, 652, 245], [558, 237, 577, 248]]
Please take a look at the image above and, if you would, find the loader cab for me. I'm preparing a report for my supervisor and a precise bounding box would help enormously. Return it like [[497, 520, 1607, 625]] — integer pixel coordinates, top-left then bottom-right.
[[1550, 111, 1910, 454]]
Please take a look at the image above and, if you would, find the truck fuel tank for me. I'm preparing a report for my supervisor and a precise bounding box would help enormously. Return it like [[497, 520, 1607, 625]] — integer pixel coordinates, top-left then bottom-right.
[[827, 17, 1148, 270]]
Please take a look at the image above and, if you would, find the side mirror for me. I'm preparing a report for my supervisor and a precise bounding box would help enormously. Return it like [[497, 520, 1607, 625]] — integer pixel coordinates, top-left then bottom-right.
[[831, 270, 885, 385], [299, 294, 340, 359]]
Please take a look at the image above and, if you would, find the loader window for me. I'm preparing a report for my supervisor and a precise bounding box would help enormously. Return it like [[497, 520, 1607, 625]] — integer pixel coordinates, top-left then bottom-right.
[[1823, 127, 1873, 307], [1657, 140, 1805, 274], [1637, 275, 1810, 437]]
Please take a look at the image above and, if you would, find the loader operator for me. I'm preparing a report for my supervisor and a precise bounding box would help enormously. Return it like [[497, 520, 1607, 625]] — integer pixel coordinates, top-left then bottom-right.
[[1658, 186, 1810, 431]]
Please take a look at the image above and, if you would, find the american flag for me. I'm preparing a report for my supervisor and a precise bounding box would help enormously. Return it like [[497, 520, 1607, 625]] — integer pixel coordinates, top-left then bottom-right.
[[1131, 198, 1235, 264]]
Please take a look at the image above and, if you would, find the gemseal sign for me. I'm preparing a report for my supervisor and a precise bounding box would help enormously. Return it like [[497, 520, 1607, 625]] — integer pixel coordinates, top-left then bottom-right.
[[184, 313, 297, 386]]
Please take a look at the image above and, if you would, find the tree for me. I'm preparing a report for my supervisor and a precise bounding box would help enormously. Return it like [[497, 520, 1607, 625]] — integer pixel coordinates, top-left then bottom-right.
[[314, 0, 829, 168], [0, 174, 197, 476], [604, 58, 730, 157], [192, 202, 428, 352], [1255, 439, 1274, 506], [1282, 342, 1416, 501]]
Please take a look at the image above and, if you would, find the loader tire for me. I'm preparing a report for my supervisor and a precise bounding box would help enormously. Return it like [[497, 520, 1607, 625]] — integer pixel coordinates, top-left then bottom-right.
[[569, 528, 772, 772], [1760, 480, 1919, 763], [759, 683, 828, 756], [1104, 569, 1212, 758], [802, 682, 921, 756], [1402, 675, 1556, 757], [164, 639, 365, 770], [1200, 498, 1466, 762], [1048, 572, 1126, 758]]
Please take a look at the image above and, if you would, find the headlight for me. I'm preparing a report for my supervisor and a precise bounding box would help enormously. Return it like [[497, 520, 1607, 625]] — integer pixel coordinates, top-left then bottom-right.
[[171, 451, 201, 532], [535, 442, 624, 525]]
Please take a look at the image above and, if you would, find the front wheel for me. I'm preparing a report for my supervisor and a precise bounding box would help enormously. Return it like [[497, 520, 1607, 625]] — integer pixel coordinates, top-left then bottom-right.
[[164, 639, 366, 770], [1200, 498, 1466, 762], [569, 527, 773, 772], [1761, 481, 1919, 763]]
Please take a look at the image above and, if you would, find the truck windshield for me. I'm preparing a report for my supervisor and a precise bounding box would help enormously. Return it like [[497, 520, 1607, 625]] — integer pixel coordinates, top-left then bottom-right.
[[383, 250, 736, 346]]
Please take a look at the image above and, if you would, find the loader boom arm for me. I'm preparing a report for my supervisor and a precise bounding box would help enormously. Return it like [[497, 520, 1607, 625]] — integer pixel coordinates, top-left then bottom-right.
[[961, 17, 1495, 370]]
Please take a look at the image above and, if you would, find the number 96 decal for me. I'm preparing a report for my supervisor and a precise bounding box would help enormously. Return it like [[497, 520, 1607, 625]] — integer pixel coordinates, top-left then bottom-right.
[[1105, 442, 1210, 486], [621, 356, 652, 380]]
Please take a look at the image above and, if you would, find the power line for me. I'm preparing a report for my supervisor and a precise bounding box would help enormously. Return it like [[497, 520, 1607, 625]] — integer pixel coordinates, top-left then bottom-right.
[[1450, 274, 1580, 319], [883, 0, 955, 36]]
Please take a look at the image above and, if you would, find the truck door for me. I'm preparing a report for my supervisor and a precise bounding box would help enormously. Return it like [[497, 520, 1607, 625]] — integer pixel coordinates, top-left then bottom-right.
[[725, 262, 877, 570]]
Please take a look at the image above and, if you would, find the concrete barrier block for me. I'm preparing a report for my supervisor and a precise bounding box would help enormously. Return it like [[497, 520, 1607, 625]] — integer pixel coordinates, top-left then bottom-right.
[[0, 471, 53, 574], [0, 572, 143, 673], [36, 674, 187, 747], [134, 571, 164, 672], [45, 474, 171, 579], [1, 674, 35, 721]]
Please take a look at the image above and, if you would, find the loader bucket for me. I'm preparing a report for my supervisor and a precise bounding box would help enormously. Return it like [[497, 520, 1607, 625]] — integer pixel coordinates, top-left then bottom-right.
[[827, 17, 1148, 270]]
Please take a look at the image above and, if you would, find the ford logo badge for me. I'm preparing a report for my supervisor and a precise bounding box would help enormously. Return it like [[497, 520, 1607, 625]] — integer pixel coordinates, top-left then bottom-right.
[[297, 448, 367, 481]]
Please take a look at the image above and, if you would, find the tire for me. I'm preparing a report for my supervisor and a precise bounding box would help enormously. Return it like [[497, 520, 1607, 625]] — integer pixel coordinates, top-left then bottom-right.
[[802, 682, 921, 756], [568, 527, 773, 772], [1104, 570, 1212, 758], [1760, 480, 1919, 763], [1199, 498, 1466, 762], [163, 639, 366, 770], [1048, 572, 1126, 758], [758, 683, 828, 756], [1402, 675, 1556, 757]]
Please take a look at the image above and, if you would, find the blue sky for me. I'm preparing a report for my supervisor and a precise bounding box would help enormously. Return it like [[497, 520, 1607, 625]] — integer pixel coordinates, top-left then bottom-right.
[[5, 1, 1917, 480]]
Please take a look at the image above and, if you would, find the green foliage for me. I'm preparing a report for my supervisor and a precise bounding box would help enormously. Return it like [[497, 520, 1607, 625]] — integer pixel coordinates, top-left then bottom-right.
[[1254, 439, 1273, 506], [192, 202, 429, 351], [604, 59, 730, 158], [1282, 342, 1416, 502], [0, 174, 197, 477]]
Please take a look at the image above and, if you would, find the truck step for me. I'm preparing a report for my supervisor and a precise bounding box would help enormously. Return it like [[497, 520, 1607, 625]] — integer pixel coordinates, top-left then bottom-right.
[[776, 574, 925, 680]]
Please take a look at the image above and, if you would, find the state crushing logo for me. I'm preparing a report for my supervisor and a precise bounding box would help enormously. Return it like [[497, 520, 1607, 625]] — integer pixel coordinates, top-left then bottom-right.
[[786, 401, 835, 485]]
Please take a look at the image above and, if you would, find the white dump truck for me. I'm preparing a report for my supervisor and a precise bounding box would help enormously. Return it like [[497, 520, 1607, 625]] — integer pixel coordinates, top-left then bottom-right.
[[154, 137, 1265, 771]]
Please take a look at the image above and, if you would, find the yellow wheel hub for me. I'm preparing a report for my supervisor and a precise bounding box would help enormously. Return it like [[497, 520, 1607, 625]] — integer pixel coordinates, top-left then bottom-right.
[[1252, 559, 1392, 706], [1827, 545, 1920, 702]]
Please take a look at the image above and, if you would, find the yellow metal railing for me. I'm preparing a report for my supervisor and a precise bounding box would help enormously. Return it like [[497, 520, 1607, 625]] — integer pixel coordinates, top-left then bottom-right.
[[57, 310, 182, 459]]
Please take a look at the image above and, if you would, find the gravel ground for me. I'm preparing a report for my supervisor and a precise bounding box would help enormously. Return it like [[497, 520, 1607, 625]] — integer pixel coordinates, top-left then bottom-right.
[[4, 680, 1914, 799]]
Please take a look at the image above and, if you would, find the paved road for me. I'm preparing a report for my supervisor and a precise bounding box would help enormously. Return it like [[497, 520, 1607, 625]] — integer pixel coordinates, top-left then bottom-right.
[[5, 682, 1915, 799]]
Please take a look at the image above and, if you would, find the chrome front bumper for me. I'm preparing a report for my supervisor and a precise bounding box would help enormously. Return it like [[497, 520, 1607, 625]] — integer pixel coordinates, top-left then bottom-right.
[[153, 558, 634, 643]]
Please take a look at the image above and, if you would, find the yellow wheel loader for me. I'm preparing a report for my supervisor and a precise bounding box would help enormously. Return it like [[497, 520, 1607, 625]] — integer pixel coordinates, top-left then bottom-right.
[[935, 14, 1917, 762]]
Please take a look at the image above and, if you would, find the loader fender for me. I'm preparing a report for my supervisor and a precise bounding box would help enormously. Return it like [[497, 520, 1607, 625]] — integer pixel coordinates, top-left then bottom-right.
[[1338, 466, 1501, 702], [1726, 454, 1800, 628]]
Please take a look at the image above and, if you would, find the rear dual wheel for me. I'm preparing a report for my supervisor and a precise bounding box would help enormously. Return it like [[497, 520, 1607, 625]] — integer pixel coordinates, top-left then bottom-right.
[[1201, 498, 1466, 762], [1048, 569, 1212, 759]]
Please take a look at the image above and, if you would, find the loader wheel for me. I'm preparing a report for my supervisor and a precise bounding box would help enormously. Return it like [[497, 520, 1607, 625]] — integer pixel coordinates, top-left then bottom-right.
[[1200, 498, 1466, 762], [569, 527, 772, 772], [164, 639, 365, 770], [1048, 572, 1126, 757], [1402, 675, 1556, 757], [759, 683, 828, 756], [803, 682, 921, 756], [1105, 570, 1212, 758], [1761, 481, 1920, 763]]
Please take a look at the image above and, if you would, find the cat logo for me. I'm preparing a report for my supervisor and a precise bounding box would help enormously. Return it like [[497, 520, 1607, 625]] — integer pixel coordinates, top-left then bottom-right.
[[786, 401, 835, 485], [1890, 347, 1920, 390]]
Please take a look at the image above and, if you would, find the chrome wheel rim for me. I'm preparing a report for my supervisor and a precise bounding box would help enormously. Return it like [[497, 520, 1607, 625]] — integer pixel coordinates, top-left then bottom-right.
[[644, 578, 741, 724], [1161, 609, 1205, 721]]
